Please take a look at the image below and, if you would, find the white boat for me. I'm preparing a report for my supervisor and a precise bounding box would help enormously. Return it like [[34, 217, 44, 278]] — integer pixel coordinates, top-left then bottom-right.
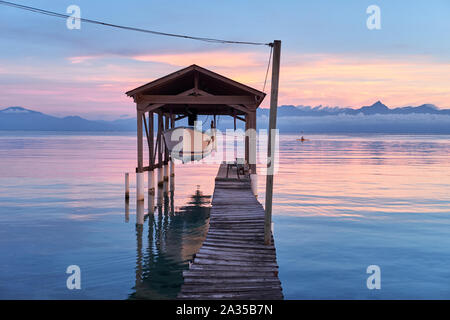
[[163, 126, 215, 162]]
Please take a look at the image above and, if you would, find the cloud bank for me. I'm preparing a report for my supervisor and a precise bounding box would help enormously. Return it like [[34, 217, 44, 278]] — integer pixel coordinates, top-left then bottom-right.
[[259, 113, 450, 134]]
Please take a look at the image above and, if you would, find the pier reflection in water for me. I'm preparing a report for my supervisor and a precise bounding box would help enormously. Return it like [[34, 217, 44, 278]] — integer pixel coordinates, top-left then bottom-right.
[[126, 184, 210, 299]]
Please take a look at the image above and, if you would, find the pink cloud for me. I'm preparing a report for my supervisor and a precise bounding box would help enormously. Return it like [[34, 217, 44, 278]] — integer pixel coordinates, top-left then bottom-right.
[[67, 55, 100, 64], [132, 51, 264, 68], [2, 50, 449, 119]]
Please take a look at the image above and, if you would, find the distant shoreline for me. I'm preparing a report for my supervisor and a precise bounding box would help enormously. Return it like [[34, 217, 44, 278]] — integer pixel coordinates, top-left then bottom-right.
[[1, 130, 449, 136], [2, 104, 450, 134]]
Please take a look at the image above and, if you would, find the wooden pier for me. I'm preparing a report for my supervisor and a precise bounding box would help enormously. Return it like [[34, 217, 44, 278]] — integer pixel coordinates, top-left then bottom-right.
[[178, 163, 283, 300], [126, 60, 283, 299]]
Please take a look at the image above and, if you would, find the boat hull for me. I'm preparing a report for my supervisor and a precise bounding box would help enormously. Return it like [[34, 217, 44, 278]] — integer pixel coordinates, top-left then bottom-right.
[[163, 126, 213, 162]]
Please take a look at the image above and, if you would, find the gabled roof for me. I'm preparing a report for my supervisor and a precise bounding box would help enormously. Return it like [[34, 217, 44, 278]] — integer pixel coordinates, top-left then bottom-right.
[[126, 64, 265, 99]]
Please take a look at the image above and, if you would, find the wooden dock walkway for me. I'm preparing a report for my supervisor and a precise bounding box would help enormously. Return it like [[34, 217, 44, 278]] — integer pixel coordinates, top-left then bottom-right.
[[178, 163, 283, 300]]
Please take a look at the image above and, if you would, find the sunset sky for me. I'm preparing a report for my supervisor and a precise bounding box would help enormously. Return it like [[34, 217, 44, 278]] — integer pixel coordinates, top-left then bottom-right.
[[1, 0, 449, 119]]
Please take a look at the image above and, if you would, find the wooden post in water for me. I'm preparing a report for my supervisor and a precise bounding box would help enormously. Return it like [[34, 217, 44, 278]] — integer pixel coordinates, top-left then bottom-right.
[[125, 172, 130, 200], [148, 112, 155, 213], [169, 114, 175, 194], [136, 110, 145, 201], [163, 115, 169, 194], [248, 110, 257, 174], [156, 113, 163, 207], [157, 113, 164, 187], [264, 40, 281, 245], [136, 198, 144, 225], [124, 199, 129, 223]]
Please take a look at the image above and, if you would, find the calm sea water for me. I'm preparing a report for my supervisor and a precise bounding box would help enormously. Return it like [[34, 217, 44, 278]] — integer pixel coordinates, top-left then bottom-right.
[[0, 132, 449, 299]]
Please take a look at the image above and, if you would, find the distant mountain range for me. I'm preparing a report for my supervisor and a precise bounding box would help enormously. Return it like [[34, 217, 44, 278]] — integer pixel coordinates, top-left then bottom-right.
[[0, 106, 135, 131], [257, 101, 450, 117], [1, 101, 450, 133]]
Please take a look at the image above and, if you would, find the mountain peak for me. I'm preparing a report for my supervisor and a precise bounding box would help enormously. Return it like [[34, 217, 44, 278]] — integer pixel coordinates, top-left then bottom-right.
[[357, 101, 390, 114], [0, 106, 34, 114], [370, 101, 389, 109]]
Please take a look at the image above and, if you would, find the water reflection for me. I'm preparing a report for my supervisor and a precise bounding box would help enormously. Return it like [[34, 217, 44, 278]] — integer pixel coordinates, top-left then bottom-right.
[[128, 186, 210, 299]]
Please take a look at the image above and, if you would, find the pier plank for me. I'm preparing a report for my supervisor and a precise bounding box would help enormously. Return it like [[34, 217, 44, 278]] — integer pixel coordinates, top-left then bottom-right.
[[178, 163, 283, 300]]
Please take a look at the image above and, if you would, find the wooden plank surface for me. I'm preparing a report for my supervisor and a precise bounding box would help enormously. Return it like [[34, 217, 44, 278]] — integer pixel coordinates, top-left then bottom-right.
[[178, 163, 283, 300]]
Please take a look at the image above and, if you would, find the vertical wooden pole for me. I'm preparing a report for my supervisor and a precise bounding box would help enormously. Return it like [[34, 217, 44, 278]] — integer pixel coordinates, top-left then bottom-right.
[[212, 114, 217, 151], [264, 40, 281, 245], [164, 115, 169, 183], [125, 198, 129, 223], [125, 172, 130, 199], [158, 113, 164, 187], [245, 113, 249, 165], [136, 197, 145, 225], [249, 111, 257, 174], [136, 110, 144, 201], [249, 111, 258, 197], [148, 112, 155, 213], [169, 114, 175, 194], [137, 110, 143, 172]]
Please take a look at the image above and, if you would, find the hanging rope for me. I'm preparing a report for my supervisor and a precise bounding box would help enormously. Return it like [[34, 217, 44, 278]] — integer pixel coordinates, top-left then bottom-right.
[[262, 44, 273, 92], [0, 1, 275, 93]]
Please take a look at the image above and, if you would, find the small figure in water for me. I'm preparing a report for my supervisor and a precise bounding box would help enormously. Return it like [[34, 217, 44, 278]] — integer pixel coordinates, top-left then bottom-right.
[[297, 131, 309, 142]]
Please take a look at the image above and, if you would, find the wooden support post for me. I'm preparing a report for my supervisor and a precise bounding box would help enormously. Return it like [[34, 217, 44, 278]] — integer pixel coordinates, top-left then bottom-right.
[[170, 114, 175, 194], [157, 113, 164, 187], [248, 111, 258, 197], [137, 111, 143, 172], [212, 114, 217, 151], [163, 116, 169, 196], [125, 172, 130, 200], [164, 116, 169, 182], [125, 198, 129, 223], [248, 111, 257, 174], [264, 40, 281, 245], [245, 114, 249, 165], [148, 112, 155, 213], [136, 198, 144, 225], [136, 110, 145, 201]]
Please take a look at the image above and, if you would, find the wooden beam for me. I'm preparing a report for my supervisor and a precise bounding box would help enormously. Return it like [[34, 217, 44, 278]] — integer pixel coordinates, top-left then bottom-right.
[[264, 40, 281, 245], [191, 65, 266, 99], [143, 113, 151, 150], [140, 95, 257, 106], [194, 71, 199, 93], [140, 88, 197, 113], [196, 89, 250, 114], [126, 65, 195, 96]]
